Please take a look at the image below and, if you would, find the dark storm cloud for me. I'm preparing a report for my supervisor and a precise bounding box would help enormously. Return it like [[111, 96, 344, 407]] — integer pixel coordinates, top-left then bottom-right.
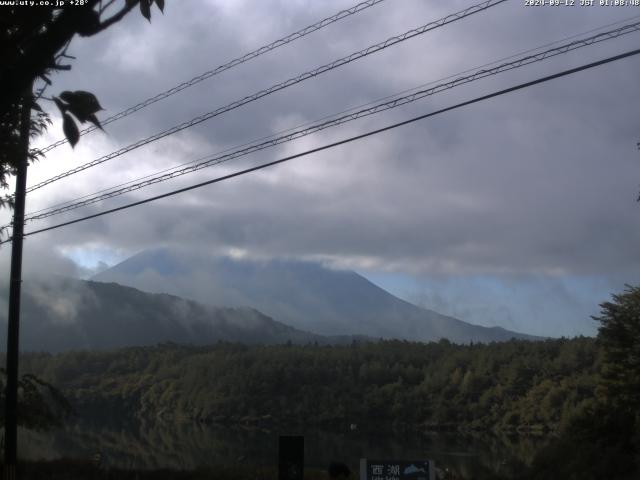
[[2, 0, 640, 337]]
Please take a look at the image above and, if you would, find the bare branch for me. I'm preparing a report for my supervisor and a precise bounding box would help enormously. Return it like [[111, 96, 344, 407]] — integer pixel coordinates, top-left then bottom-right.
[[95, 0, 139, 34], [34, 83, 49, 102], [99, 0, 118, 15], [53, 39, 72, 61]]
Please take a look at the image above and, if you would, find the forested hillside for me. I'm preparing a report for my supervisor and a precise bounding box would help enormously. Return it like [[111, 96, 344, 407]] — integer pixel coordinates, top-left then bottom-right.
[[0, 278, 339, 351], [21, 338, 600, 432]]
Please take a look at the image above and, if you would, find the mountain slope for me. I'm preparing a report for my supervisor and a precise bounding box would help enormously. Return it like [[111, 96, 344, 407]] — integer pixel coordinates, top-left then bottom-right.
[[93, 248, 537, 343], [0, 277, 330, 352]]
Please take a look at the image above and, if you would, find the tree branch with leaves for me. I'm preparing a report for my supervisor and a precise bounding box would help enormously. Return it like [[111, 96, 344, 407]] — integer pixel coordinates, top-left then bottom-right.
[[0, 0, 165, 212]]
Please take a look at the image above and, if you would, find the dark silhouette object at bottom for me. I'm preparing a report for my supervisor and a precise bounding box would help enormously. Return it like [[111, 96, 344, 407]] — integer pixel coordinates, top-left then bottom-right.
[[329, 462, 352, 479]]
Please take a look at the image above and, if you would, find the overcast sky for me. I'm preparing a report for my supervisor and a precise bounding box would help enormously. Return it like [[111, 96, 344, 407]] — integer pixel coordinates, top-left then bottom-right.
[[2, 0, 640, 336]]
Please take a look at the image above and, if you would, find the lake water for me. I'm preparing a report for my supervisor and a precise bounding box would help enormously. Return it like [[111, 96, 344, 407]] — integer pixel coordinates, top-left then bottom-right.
[[19, 420, 549, 478]]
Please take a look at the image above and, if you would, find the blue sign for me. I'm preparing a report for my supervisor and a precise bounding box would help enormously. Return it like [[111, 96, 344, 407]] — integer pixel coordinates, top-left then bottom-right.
[[360, 459, 435, 480]]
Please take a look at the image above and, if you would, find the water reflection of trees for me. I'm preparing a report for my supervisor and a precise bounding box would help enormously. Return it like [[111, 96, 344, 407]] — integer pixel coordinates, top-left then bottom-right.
[[20, 419, 550, 477]]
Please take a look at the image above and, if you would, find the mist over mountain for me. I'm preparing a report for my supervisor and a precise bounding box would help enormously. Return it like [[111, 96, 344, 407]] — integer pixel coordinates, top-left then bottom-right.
[[93, 248, 538, 343], [0, 277, 333, 352]]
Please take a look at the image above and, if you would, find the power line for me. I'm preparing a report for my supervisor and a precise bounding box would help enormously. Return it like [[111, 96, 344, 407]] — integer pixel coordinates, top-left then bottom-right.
[[3, 46, 637, 245], [38, 0, 389, 154], [22, 19, 640, 223], [25, 0, 507, 194], [22, 11, 640, 221], [29, 11, 640, 219]]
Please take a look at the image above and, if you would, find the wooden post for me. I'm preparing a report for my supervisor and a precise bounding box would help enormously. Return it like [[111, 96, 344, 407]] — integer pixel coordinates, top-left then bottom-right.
[[4, 84, 32, 479]]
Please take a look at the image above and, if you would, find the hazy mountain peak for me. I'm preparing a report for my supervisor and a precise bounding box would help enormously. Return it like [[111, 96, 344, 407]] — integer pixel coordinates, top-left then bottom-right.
[[94, 248, 537, 343]]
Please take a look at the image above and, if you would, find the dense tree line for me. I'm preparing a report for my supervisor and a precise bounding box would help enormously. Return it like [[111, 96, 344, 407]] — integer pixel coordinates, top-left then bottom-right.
[[0, 368, 71, 430], [20, 337, 601, 434], [14, 285, 640, 478], [522, 286, 640, 480], [12, 335, 640, 478]]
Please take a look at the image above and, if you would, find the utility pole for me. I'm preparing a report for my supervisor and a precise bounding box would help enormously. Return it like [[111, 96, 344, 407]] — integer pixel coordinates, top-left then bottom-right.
[[4, 84, 32, 479]]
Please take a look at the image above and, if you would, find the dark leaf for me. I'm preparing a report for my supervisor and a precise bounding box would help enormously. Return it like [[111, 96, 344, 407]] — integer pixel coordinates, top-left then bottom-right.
[[156, 0, 164, 13], [59, 91, 74, 103], [140, 0, 151, 21], [62, 90, 103, 122], [72, 91, 103, 112], [53, 97, 67, 113], [62, 113, 79, 147], [76, 9, 101, 37], [87, 113, 104, 131]]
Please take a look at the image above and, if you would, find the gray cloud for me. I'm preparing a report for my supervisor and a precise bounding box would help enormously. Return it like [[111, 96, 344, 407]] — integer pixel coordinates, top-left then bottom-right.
[[2, 0, 640, 336], [0, 242, 81, 281], [27, 278, 99, 326], [400, 273, 627, 337]]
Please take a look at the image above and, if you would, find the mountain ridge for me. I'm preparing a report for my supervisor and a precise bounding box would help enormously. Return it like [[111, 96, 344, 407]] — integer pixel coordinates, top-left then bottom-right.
[[93, 248, 539, 343], [0, 277, 354, 352]]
